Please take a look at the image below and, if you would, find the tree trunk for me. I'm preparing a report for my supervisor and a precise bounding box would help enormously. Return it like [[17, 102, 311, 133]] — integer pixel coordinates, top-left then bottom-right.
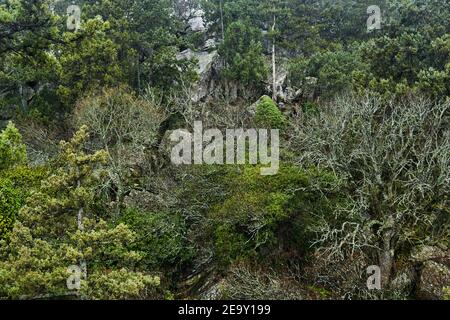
[[19, 85, 28, 112], [77, 179, 87, 289]]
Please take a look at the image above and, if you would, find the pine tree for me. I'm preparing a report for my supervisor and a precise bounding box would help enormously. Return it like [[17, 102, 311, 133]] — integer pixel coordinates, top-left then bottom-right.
[[0, 126, 159, 299]]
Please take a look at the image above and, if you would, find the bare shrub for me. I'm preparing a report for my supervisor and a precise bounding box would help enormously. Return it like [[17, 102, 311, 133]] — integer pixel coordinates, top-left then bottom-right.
[[73, 86, 167, 215]]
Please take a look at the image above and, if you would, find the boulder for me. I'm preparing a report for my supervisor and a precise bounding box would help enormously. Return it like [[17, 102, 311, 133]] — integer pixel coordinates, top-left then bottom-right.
[[390, 269, 416, 295], [203, 38, 217, 51]]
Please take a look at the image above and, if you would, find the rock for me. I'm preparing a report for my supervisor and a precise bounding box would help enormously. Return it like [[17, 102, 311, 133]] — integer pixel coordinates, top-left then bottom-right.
[[188, 10, 205, 32], [391, 270, 415, 294], [248, 96, 266, 117], [410, 245, 450, 265], [200, 279, 225, 300], [416, 260, 450, 300], [284, 87, 302, 103], [267, 65, 288, 101], [304, 77, 318, 100]]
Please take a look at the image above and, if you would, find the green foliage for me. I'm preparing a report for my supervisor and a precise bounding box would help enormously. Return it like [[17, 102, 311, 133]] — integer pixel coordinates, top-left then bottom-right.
[[56, 17, 123, 106], [254, 96, 286, 129], [1, 0, 449, 300], [443, 287, 450, 300], [0, 166, 47, 240], [0, 122, 27, 171], [0, 180, 22, 241], [289, 48, 368, 98], [0, 127, 159, 299]]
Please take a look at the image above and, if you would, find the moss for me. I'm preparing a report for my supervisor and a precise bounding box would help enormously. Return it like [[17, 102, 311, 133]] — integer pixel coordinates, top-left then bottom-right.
[[0, 122, 27, 171], [443, 287, 450, 300], [255, 96, 286, 129]]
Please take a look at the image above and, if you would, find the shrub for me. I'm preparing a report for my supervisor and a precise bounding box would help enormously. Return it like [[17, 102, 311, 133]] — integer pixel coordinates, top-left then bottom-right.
[[255, 96, 286, 129], [0, 180, 22, 240], [0, 122, 27, 171], [293, 94, 450, 286], [0, 166, 47, 240]]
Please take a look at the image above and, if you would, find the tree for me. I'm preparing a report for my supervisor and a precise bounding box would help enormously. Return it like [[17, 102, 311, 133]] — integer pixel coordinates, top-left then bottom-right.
[[219, 20, 267, 96], [73, 86, 166, 215], [82, 0, 196, 94], [294, 94, 449, 287], [0, 126, 159, 299], [56, 16, 123, 107], [0, 0, 60, 111]]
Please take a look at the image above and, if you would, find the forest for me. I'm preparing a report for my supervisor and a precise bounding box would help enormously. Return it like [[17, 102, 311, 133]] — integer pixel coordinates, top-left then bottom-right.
[[0, 0, 449, 300]]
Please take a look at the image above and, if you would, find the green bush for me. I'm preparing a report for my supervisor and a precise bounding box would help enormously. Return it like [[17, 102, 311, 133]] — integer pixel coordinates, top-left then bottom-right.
[[211, 164, 346, 266], [255, 96, 286, 129], [0, 180, 22, 240], [119, 208, 192, 272], [219, 20, 267, 91]]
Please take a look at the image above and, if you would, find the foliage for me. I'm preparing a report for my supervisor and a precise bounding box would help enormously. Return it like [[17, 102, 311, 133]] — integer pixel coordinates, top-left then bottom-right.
[[0, 166, 47, 240], [119, 208, 193, 273], [211, 165, 345, 266], [293, 94, 450, 284], [219, 20, 267, 91], [1, 0, 450, 300], [74, 86, 166, 212], [56, 17, 123, 107]]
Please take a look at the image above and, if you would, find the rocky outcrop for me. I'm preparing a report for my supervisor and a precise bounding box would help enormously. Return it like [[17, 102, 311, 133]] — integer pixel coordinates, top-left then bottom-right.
[[411, 245, 450, 265]]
